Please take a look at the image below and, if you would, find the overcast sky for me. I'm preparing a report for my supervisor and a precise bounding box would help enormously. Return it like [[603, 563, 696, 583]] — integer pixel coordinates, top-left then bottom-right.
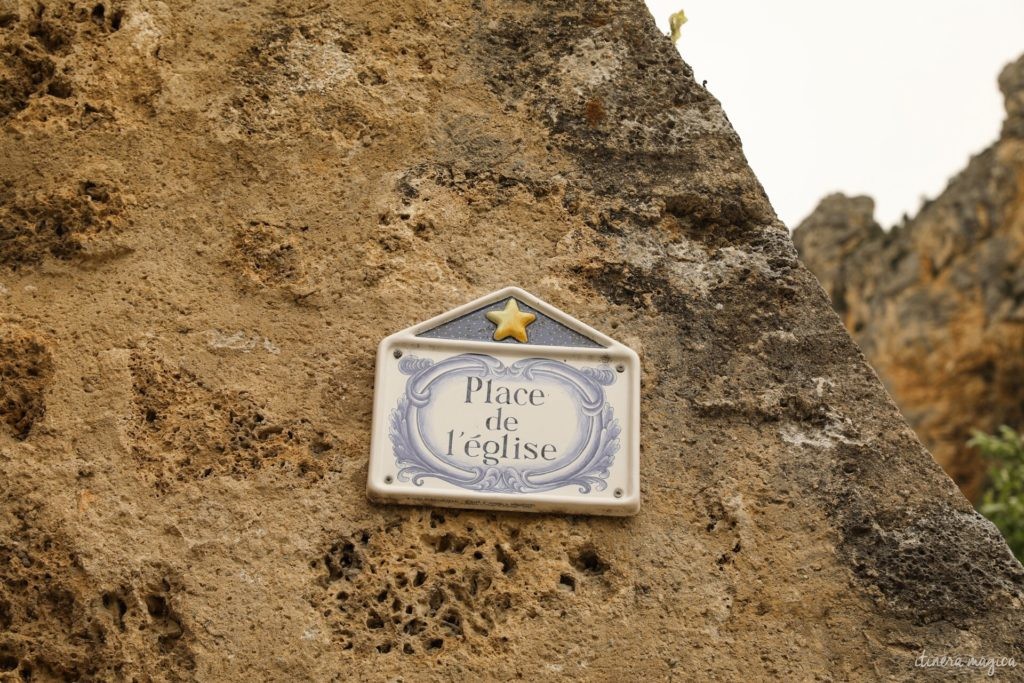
[[644, 1, 1024, 229]]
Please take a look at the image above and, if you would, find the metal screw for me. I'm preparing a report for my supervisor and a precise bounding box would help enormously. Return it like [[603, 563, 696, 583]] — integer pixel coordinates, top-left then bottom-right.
[[615, 364, 625, 373], [614, 488, 623, 498], [393, 349, 403, 359]]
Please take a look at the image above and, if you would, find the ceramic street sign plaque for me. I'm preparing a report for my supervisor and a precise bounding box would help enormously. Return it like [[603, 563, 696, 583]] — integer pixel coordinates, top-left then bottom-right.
[[367, 287, 640, 516]]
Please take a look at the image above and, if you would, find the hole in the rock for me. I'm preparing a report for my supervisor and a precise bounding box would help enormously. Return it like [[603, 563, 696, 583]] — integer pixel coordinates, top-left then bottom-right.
[[425, 638, 444, 651], [413, 570, 426, 587], [29, 21, 67, 51], [441, 611, 462, 636], [366, 612, 384, 630], [145, 594, 168, 618], [495, 544, 515, 574], [572, 547, 609, 575], [559, 573, 577, 591], [47, 78, 72, 98], [403, 618, 426, 635], [376, 643, 392, 654], [376, 588, 388, 603], [325, 540, 361, 581], [110, 10, 122, 30], [311, 438, 332, 454], [403, 643, 415, 655], [428, 587, 445, 612], [102, 591, 128, 628], [90, 4, 104, 24], [433, 533, 469, 553], [0, 656, 17, 672]]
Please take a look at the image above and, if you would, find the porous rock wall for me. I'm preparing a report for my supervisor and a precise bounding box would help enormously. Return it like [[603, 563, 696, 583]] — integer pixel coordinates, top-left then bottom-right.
[[1, 1, 1022, 680]]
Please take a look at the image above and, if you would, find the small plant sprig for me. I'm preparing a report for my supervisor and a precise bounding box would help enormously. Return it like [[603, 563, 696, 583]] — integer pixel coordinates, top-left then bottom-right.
[[971, 426, 1024, 561], [669, 9, 688, 43]]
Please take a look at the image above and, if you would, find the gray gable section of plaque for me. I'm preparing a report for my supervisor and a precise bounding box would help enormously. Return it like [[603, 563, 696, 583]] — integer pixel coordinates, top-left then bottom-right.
[[417, 297, 605, 348]]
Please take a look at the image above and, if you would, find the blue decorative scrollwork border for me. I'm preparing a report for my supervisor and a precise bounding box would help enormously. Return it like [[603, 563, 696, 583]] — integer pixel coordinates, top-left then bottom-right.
[[389, 353, 620, 494]]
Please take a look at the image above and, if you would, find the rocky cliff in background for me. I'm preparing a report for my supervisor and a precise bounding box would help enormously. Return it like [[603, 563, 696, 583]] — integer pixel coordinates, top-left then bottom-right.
[[2, 1, 1023, 680], [794, 53, 1024, 501]]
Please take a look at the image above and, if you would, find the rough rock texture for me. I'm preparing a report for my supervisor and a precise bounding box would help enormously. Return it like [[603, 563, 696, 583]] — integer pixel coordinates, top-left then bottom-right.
[[1, 1, 1022, 680], [794, 53, 1024, 501]]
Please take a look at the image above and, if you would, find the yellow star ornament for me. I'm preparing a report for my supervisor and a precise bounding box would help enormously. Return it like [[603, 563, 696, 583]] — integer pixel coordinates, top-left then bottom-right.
[[486, 298, 536, 343]]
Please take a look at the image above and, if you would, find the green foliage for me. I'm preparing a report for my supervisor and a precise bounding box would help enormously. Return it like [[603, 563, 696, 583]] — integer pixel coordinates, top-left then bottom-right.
[[971, 426, 1024, 561]]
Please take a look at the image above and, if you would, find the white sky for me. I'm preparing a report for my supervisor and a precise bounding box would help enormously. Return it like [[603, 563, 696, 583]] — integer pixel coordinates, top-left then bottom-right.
[[644, 1, 1024, 228]]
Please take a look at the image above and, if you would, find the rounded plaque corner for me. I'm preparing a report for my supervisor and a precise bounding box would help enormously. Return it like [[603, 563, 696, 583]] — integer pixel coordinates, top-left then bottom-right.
[[366, 475, 391, 502], [618, 344, 641, 370], [377, 332, 404, 356], [622, 493, 638, 516], [500, 284, 531, 300], [618, 492, 641, 516]]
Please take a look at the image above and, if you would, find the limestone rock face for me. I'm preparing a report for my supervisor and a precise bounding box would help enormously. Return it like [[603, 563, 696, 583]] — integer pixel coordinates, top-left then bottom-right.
[[794, 53, 1024, 501], [1, 2, 1022, 680]]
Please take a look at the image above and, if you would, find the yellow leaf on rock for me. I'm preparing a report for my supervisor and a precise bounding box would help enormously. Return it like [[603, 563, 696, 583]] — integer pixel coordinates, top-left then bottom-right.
[[669, 9, 688, 43]]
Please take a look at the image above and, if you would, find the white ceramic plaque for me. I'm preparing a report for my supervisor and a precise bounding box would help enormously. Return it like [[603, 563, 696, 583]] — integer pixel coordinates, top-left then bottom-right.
[[367, 287, 640, 516]]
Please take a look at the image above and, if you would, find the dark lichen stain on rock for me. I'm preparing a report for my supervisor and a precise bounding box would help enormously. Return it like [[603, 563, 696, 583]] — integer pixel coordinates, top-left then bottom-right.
[[838, 501, 1024, 626]]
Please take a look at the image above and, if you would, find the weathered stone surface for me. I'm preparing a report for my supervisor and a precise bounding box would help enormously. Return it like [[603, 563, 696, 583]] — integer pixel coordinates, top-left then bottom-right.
[[1, 1, 1021, 680], [794, 53, 1024, 501]]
